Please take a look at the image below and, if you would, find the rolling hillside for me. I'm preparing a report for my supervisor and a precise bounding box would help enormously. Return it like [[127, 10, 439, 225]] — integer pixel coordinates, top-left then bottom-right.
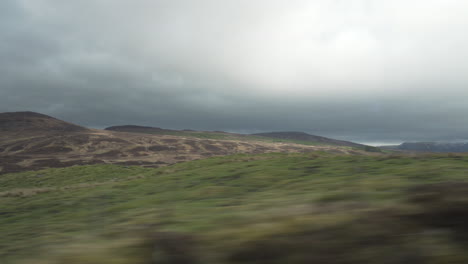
[[0, 112, 370, 174], [3, 111, 468, 264], [105, 125, 377, 150], [3, 152, 468, 263]]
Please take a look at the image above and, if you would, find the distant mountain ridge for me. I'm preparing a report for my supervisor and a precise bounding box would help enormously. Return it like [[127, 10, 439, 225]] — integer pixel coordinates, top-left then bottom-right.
[[395, 142, 468, 152]]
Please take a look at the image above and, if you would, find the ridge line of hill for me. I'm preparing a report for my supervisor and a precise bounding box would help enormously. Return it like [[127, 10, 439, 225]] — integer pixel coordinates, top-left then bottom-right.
[[0, 111, 378, 174]]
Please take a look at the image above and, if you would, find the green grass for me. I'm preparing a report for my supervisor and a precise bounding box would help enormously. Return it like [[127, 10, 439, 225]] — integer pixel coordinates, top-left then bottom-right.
[[3, 153, 468, 263]]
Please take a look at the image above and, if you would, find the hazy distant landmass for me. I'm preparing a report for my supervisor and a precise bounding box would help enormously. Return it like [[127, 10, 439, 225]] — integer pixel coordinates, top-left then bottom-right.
[[382, 142, 468, 153]]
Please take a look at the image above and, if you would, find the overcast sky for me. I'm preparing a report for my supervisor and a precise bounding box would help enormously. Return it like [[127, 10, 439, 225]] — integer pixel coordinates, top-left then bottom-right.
[[2, 0, 468, 144]]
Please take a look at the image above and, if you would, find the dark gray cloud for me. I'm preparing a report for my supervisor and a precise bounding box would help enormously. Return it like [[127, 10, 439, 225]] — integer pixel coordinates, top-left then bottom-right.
[[2, 0, 468, 144]]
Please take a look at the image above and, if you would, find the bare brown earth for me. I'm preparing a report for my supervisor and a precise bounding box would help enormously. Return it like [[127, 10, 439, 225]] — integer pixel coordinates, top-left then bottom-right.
[[0, 112, 370, 174]]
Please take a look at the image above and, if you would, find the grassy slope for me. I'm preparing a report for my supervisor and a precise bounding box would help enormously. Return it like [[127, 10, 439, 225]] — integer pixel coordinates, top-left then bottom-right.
[[3, 153, 468, 263]]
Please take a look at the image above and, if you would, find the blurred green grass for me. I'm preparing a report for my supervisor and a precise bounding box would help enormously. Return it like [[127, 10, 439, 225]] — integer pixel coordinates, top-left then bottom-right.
[[3, 152, 468, 263]]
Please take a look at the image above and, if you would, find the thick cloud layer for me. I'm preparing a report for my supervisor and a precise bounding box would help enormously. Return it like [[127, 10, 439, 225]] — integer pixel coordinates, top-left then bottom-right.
[[2, 0, 468, 144]]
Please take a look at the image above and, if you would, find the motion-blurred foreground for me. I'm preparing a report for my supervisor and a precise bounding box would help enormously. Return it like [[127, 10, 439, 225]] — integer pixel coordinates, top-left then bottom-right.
[[4, 153, 468, 263]]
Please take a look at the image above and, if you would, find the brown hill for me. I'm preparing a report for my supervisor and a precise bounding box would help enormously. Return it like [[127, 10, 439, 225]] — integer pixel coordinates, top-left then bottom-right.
[[0, 111, 87, 132], [0, 112, 373, 175]]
